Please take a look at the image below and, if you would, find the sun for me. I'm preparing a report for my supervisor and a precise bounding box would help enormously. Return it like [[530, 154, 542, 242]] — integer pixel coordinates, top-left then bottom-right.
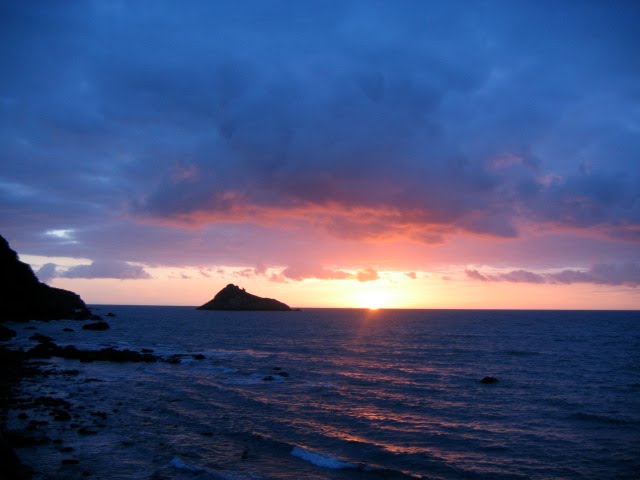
[[356, 290, 387, 310]]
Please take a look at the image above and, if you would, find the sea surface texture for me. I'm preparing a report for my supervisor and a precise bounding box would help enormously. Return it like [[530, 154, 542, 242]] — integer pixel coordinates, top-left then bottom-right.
[[8, 308, 640, 479]]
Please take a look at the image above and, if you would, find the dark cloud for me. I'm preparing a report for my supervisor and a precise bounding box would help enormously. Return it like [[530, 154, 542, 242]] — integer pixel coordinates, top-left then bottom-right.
[[0, 1, 638, 271], [467, 263, 640, 287], [549, 264, 640, 287], [466, 269, 489, 282], [62, 260, 151, 280], [498, 270, 546, 284]]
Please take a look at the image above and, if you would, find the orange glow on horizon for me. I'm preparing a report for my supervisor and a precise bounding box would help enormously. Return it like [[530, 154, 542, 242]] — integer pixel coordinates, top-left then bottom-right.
[[356, 290, 389, 310], [21, 255, 640, 310]]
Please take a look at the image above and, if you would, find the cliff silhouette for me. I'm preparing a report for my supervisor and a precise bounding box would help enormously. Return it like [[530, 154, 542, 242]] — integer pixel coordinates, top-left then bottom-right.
[[197, 284, 292, 311], [0, 234, 91, 321]]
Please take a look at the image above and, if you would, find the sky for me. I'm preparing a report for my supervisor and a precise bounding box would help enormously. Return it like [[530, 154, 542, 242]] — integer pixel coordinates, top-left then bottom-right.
[[1, 1, 639, 309]]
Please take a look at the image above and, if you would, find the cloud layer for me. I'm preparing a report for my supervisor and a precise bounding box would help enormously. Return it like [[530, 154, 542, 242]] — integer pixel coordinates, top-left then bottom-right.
[[38, 260, 151, 281], [467, 263, 640, 287], [1, 1, 639, 297]]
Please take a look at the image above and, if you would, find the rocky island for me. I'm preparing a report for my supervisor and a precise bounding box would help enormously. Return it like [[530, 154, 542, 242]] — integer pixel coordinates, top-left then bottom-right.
[[0, 234, 91, 322], [197, 284, 294, 311]]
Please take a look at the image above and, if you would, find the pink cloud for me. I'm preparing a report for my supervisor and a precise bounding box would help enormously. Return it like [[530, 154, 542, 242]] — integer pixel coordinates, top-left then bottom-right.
[[274, 264, 380, 283], [356, 268, 379, 282]]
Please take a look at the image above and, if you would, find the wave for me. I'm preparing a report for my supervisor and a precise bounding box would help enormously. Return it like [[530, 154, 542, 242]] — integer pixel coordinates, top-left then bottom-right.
[[171, 456, 205, 473], [171, 456, 263, 480], [291, 446, 358, 469], [570, 412, 632, 425], [290, 446, 424, 478], [502, 350, 541, 356]]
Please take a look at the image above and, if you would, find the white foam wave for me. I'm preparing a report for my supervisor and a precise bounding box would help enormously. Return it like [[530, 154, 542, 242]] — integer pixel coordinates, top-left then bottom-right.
[[171, 456, 205, 473], [291, 446, 357, 469]]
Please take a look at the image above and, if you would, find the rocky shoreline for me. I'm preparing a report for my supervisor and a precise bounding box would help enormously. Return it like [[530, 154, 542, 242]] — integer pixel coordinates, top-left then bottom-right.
[[0, 314, 213, 479], [0, 234, 297, 478], [0, 345, 37, 479]]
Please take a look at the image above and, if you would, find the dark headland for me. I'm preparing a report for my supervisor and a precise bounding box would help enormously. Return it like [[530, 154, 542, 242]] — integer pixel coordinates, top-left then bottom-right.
[[0, 234, 91, 322], [0, 234, 176, 478], [197, 284, 294, 311]]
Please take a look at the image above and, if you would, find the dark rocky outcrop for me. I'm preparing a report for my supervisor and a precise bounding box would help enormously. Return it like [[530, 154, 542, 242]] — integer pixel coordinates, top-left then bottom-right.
[[197, 284, 292, 311], [0, 429, 33, 479], [0, 234, 91, 322], [27, 342, 157, 363], [0, 347, 38, 479], [0, 325, 17, 341]]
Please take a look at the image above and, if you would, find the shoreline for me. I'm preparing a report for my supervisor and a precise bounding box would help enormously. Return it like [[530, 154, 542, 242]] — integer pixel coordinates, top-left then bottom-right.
[[0, 344, 36, 479], [0, 316, 207, 479]]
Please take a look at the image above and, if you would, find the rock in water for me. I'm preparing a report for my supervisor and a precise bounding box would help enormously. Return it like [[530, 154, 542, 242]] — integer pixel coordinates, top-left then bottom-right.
[[197, 284, 292, 311], [480, 376, 499, 384], [0, 234, 91, 321]]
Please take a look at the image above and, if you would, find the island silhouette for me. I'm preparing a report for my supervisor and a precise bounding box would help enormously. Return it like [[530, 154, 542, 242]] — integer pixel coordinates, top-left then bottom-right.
[[197, 284, 293, 311]]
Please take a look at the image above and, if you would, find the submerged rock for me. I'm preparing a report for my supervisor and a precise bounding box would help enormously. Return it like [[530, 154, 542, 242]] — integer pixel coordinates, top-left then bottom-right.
[[51, 410, 71, 421], [0, 234, 91, 321], [165, 355, 181, 364], [82, 322, 110, 331], [480, 376, 499, 384], [29, 334, 53, 343], [197, 284, 292, 311]]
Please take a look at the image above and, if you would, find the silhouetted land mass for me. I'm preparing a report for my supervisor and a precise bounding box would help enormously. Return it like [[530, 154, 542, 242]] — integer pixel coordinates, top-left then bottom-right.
[[197, 284, 293, 311], [0, 234, 91, 322]]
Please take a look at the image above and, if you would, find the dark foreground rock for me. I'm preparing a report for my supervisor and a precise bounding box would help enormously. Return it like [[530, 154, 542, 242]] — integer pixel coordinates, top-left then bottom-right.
[[0, 325, 17, 341], [0, 234, 91, 322], [0, 429, 32, 478], [197, 284, 293, 311], [0, 347, 37, 479], [27, 342, 157, 363]]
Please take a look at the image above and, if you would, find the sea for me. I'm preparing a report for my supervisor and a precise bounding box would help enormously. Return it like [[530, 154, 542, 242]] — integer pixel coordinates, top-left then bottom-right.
[[5, 307, 640, 479]]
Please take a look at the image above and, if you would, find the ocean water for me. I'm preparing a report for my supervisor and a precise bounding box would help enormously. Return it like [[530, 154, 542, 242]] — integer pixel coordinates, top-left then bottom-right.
[[6, 307, 640, 479]]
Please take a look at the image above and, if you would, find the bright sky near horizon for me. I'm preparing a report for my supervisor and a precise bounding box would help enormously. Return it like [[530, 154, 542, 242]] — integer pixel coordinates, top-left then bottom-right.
[[2, 1, 639, 309]]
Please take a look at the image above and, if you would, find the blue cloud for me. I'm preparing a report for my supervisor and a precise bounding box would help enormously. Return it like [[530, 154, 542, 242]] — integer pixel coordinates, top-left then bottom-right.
[[1, 1, 638, 269], [62, 260, 151, 280]]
